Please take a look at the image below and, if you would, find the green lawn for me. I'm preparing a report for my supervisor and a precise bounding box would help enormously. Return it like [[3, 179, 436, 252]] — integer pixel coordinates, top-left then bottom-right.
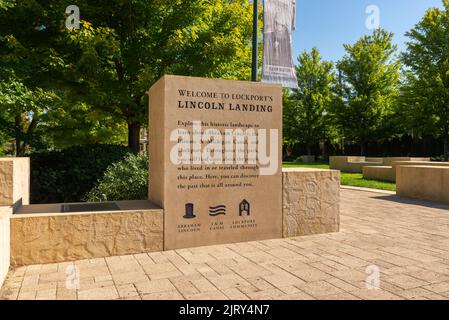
[[283, 162, 397, 192]]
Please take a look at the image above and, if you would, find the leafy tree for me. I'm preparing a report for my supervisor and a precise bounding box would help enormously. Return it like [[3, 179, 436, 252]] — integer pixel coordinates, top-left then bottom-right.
[[284, 48, 335, 156], [0, 1, 79, 154], [41, 101, 128, 149], [333, 29, 401, 155], [0, 131, 8, 156], [84, 152, 148, 202], [401, 0, 449, 161], [0, 75, 58, 156], [0, 1, 257, 154], [58, 0, 256, 153], [0, 0, 14, 11]]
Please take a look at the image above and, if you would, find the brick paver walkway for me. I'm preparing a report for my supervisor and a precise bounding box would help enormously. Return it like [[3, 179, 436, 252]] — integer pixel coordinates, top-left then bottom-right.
[[3, 188, 449, 300]]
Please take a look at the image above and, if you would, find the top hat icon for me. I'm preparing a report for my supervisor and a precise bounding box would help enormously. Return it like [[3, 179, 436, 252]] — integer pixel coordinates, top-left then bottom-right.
[[183, 203, 196, 219]]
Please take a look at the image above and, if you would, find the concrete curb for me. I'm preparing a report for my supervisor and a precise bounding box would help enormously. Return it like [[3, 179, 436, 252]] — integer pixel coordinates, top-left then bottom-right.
[[340, 185, 396, 195]]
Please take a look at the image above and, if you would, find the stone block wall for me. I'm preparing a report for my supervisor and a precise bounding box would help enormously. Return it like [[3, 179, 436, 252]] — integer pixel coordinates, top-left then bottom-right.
[[4, 166, 341, 268], [0, 208, 11, 288], [11, 203, 163, 266], [283, 168, 340, 237]]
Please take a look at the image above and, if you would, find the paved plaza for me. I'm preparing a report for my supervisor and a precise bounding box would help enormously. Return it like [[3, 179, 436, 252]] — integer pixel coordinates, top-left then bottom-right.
[[2, 188, 449, 300]]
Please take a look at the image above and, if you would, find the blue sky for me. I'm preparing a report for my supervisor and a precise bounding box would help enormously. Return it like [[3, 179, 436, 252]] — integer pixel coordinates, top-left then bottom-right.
[[292, 0, 444, 63]]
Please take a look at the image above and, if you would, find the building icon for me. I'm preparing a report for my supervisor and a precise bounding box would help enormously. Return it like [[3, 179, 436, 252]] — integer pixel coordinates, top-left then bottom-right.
[[239, 200, 250, 216]]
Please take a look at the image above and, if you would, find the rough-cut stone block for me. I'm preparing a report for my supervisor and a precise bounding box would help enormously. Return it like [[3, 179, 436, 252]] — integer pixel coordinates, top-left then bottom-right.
[[0, 208, 11, 288], [0, 158, 30, 209], [397, 166, 449, 204], [282, 168, 340, 237], [10, 201, 163, 266]]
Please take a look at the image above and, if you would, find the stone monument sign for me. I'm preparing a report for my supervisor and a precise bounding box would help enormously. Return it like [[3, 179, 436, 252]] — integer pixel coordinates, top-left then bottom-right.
[[149, 75, 282, 250]]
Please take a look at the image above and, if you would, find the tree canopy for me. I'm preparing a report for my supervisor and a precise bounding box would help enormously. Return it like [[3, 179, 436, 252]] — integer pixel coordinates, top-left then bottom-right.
[[0, 0, 258, 154], [401, 0, 449, 160], [284, 48, 335, 156], [333, 29, 401, 155]]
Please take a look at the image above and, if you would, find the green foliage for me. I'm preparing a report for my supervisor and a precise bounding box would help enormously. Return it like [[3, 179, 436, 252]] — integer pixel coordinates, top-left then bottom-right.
[[56, 0, 256, 152], [333, 29, 401, 154], [0, 131, 8, 156], [340, 173, 396, 191], [0, 74, 59, 155], [42, 101, 128, 149], [283, 48, 335, 155], [30, 144, 130, 204], [401, 0, 449, 160], [0, 0, 14, 10], [85, 153, 148, 202], [0, 0, 257, 154]]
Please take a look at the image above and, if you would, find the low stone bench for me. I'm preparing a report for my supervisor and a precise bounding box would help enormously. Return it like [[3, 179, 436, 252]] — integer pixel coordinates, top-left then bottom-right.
[[363, 166, 395, 182], [363, 158, 432, 182], [345, 161, 385, 174], [397, 166, 449, 203], [332, 156, 432, 176], [330, 156, 383, 173], [390, 161, 449, 182], [11, 201, 163, 266]]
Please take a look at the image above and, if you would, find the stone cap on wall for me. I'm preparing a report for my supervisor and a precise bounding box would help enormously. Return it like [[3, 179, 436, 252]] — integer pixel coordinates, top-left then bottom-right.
[[13, 200, 162, 217], [282, 167, 340, 173]]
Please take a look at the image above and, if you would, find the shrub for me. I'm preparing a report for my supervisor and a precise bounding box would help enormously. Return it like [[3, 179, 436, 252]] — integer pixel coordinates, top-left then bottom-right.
[[430, 155, 446, 162], [30, 144, 131, 203], [84, 152, 148, 202]]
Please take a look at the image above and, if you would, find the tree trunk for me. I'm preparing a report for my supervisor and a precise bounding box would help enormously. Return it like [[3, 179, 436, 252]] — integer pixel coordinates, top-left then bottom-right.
[[128, 122, 141, 154], [323, 140, 327, 158], [360, 142, 365, 156], [444, 133, 448, 162], [15, 139, 23, 157], [14, 115, 24, 157], [306, 144, 312, 156]]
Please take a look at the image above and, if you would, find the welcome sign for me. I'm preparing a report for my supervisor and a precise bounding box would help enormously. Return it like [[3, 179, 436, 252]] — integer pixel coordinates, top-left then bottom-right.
[[148, 75, 282, 250]]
